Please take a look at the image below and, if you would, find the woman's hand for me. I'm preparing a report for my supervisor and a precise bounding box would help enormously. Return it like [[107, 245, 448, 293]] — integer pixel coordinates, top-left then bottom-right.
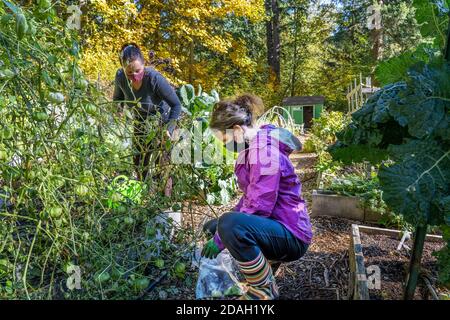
[[166, 120, 179, 141], [201, 238, 221, 259], [166, 128, 180, 142]]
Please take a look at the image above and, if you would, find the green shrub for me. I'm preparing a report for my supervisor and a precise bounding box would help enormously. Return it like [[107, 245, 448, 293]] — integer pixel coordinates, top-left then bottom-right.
[[324, 173, 411, 230], [304, 111, 350, 173], [329, 144, 389, 166], [302, 138, 316, 153]]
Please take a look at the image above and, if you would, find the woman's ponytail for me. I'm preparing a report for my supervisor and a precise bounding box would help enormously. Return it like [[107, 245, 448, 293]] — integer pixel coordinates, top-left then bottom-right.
[[233, 94, 264, 119]]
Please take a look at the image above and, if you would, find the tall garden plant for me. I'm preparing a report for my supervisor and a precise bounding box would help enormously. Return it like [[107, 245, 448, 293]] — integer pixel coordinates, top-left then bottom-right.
[[336, 17, 450, 298], [0, 1, 193, 299], [174, 84, 237, 206]]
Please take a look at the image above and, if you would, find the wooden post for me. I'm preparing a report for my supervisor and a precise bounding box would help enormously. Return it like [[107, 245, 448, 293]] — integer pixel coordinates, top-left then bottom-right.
[[404, 225, 427, 300], [348, 84, 351, 113], [349, 224, 370, 300], [359, 73, 364, 107], [347, 85, 349, 113], [445, 17, 450, 61]]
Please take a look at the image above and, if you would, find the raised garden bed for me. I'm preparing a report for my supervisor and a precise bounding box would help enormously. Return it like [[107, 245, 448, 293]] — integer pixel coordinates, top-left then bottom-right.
[[311, 190, 381, 223], [348, 224, 446, 300]]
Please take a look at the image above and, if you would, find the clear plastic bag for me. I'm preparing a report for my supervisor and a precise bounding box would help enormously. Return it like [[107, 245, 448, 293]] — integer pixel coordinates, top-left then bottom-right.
[[194, 249, 244, 300]]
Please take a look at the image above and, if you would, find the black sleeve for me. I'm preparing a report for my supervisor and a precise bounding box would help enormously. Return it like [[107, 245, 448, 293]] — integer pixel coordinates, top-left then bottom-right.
[[113, 69, 125, 110], [152, 72, 182, 122]]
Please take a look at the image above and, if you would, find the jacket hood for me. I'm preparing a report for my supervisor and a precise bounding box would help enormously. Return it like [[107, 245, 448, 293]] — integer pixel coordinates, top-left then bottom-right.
[[250, 124, 302, 155]]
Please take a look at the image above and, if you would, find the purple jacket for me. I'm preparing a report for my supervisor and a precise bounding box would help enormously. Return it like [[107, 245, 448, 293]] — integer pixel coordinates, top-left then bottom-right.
[[213, 124, 313, 249]]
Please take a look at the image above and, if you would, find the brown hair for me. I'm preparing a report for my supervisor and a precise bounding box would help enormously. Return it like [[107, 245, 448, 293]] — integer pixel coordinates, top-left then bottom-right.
[[209, 94, 264, 131], [120, 43, 145, 66]]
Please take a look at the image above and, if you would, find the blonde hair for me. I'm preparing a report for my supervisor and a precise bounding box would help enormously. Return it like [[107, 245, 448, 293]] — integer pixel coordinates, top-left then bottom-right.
[[209, 94, 264, 131]]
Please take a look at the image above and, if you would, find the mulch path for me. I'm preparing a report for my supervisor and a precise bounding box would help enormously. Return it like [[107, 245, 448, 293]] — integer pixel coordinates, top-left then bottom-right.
[[276, 216, 353, 300]]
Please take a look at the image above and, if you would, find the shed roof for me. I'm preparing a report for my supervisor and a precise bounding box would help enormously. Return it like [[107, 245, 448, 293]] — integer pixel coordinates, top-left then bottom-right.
[[282, 96, 325, 106]]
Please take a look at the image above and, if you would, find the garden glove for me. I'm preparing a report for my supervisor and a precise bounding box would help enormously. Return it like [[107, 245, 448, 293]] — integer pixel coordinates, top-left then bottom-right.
[[201, 238, 220, 259]]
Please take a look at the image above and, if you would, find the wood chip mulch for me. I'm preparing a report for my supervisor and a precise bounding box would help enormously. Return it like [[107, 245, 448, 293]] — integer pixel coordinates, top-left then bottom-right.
[[360, 233, 446, 300], [276, 216, 354, 300]]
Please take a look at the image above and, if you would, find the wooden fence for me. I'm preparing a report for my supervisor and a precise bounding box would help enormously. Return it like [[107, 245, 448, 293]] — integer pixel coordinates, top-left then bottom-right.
[[346, 74, 379, 113]]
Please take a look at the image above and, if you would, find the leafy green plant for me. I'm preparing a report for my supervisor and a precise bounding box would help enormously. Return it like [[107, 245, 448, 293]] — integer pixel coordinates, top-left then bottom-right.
[[336, 57, 450, 298], [106, 175, 147, 209], [302, 138, 316, 153], [0, 1, 195, 299], [375, 44, 440, 86], [374, 0, 448, 86], [329, 144, 389, 166], [306, 111, 350, 152], [434, 224, 450, 288], [412, 0, 449, 48], [302, 111, 350, 175], [324, 173, 410, 230], [177, 84, 219, 119], [174, 84, 237, 206]]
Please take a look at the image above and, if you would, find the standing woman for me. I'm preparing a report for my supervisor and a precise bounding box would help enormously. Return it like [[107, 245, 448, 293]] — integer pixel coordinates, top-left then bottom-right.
[[201, 94, 313, 300], [113, 43, 182, 183]]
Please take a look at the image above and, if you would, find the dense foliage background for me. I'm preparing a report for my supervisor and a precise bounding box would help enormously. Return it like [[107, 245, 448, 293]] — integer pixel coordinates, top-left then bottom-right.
[[70, 0, 441, 111]]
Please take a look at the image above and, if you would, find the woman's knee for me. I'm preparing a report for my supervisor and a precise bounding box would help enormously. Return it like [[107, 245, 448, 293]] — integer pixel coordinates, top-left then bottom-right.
[[217, 212, 245, 244], [203, 219, 218, 236]]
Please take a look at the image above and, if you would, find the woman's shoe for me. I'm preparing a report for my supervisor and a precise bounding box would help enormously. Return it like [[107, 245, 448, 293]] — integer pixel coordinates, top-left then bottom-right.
[[236, 252, 279, 300], [239, 281, 279, 300]]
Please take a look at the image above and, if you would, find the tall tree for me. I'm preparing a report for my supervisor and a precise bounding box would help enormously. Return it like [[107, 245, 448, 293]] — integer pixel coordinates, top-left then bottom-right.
[[79, 0, 264, 91], [265, 0, 281, 86], [286, 2, 307, 96], [370, 0, 383, 61]]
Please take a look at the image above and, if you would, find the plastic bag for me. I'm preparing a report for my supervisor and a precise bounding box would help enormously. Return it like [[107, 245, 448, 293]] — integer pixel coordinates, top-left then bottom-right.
[[195, 249, 244, 299], [143, 211, 182, 260]]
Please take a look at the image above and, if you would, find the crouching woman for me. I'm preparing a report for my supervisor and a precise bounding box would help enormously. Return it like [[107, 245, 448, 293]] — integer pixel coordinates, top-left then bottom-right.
[[201, 95, 313, 300]]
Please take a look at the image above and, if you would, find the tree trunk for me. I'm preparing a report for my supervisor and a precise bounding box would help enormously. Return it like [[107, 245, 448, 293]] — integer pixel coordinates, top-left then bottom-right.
[[265, 0, 281, 86], [370, 0, 383, 62], [290, 40, 298, 96], [265, 0, 274, 69], [188, 41, 194, 84], [371, 28, 383, 61], [272, 0, 281, 84], [290, 6, 300, 97], [404, 225, 427, 300]]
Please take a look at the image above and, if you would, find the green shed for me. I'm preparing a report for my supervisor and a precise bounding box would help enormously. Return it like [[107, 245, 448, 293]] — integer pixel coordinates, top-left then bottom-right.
[[282, 96, 325, 129]]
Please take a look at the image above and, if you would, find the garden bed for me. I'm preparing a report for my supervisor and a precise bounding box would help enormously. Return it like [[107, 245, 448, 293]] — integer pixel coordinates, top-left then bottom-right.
[[349, 224, 447, 300], [311, 190, 381, 223]]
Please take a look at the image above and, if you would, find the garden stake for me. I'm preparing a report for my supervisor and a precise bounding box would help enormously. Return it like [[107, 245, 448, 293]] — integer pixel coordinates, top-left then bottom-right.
[[404, 225, 427, 300]]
